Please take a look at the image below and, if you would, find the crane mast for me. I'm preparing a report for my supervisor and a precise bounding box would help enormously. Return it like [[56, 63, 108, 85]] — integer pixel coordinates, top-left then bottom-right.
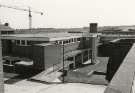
[[0, 4, 43, 30], [29, 7, 32, 30]]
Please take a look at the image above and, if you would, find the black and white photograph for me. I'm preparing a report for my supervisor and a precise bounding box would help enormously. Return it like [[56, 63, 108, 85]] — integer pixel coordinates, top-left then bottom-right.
[[0, 0, 135, 93]]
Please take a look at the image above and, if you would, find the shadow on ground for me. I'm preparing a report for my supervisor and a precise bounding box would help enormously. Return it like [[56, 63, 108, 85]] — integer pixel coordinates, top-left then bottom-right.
[[4, 72, 38, 84], [59, 57, 109, 85], [93, 71, 106, 75]]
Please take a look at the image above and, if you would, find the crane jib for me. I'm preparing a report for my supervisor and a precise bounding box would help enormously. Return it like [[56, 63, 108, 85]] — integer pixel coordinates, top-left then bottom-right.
[[0, 4, 44, 29]]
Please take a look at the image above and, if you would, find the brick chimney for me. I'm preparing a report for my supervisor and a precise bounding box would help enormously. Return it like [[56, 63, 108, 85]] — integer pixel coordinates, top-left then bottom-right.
[[90, 23, 98, 33], [4, 23, 9, 26], [90, 23, 98, 64]]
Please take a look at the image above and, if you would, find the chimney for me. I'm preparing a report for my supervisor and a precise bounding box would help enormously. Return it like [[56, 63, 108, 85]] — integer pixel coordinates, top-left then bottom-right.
[[90, 23, 98, 33], [90, 23, 98, 64], [4, 23, 9, 26]]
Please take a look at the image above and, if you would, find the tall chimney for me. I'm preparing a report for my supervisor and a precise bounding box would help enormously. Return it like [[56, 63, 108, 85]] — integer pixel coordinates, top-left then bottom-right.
[[90, 23, 98, 64], [90, 23, 98, 33], [4, 23, 9, 26]]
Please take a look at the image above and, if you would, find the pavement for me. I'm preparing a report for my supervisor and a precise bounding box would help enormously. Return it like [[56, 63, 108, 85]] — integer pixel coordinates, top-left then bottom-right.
[[4, 80, 106, 93], [3, 57, 109, 93], [63, 57, 109, 85], [4, 72, 106, 93]]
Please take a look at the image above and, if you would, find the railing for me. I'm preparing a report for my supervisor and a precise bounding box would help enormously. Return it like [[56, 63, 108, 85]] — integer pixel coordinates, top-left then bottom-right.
[[104, 43, 135, 93], [131, 71, 135, 93], [52, 63, 61, 72]]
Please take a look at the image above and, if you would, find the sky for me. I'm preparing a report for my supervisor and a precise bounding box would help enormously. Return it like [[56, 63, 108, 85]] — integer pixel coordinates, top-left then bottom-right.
[[0, 0, 135, 29]]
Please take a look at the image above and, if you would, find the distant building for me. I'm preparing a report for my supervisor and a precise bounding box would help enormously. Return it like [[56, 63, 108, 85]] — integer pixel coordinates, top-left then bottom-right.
[[0, 23, 14, 34]]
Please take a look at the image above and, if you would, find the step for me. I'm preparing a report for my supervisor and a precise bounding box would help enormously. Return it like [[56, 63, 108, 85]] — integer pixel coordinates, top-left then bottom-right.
[[31, 71, 62, 82]]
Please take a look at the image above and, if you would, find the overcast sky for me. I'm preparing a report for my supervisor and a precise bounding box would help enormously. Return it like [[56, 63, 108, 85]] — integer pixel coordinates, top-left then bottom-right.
[[0, 0, 135, 29]]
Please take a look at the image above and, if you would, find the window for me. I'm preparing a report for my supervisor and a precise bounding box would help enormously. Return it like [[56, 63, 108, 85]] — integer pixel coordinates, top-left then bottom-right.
[[16, 40, 20, 45], [71, 38, 74, 42], [67, 57, 73, 61], [16, 40, 29, 46], [74, 38, 77, 42], [63, 41, 66, 44], [27, 41, 31, 45], [59, 41, 62, 44], [21, 40, 25, 45], [69, 39, 72, 43], [77, 38, 81, 42], [66, 40, 69, 43], [55, 41, 58, 44]]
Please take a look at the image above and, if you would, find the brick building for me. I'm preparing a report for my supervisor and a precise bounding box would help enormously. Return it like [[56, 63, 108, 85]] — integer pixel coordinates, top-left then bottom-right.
[[2, 32, 98, 73]]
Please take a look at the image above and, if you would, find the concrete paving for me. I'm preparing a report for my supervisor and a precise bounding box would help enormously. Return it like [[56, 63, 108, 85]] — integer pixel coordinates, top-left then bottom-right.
[[4, 79, 106, 93], [3, 57, 108, 93], [4, 71, 107, 93], [63, 57, 109, 85]]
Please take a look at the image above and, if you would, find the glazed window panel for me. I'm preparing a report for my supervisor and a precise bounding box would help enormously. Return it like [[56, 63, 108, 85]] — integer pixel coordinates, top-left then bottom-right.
[[21, 40, 25, 45], [77, 38, 81, 41], [27, 40, 31, 45], [63, 41, 66, 44], [69, 39, 72, 43], [66, 40, 69, 44], [16, 40, 20, 45], [71, 39, 74, 42], [59, 41, 62, 44]]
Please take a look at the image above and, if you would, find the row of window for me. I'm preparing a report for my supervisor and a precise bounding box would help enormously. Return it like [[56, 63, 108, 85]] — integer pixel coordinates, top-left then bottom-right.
[[55, 38, 81, 45], [15, 38, 81, 46], [14, 37, 90, 46], [15, 40, 29, 46], [14, 40, 48, 46]]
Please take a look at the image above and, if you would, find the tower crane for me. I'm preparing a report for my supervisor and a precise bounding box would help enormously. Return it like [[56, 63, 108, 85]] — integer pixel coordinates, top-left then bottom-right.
[[0, 4, 43, 29]]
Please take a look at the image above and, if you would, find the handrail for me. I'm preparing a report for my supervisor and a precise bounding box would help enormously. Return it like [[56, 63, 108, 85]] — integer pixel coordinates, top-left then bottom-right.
[[53, 63, 61, 72], [130, 71, 135, 93]]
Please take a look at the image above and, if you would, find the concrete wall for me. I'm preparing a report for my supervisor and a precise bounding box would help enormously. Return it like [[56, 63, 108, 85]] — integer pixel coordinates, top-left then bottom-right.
[[2, 37, 94, 71], [98, 41, 132, 81], [32, 46, 45, 70], [104, 44, 135, 93], [44, 44, 61, 69], [82, 37, 92, 49], [64, 42, 81, 53], [12, 45, 33, 59], [2, 40, 12, 56]]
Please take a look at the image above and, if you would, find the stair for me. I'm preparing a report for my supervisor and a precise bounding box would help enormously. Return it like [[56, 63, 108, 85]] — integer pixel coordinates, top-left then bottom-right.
[[31, 64, 62, 82], [31, 61, 73, 82], [32, 71, 62, 82]]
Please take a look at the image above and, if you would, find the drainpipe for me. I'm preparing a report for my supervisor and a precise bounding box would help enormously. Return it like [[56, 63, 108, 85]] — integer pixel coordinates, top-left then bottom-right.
[[62, 44, 65, 83]]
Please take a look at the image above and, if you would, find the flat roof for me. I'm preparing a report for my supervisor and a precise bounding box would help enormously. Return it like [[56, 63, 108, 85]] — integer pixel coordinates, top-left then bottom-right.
[[64, 49, 91, 59], [35, 43, 54, 46], [2, 32, 98, 41], [3, 56, 32, 61]]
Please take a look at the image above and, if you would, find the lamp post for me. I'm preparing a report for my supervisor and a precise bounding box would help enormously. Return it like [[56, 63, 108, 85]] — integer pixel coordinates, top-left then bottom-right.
[[55, 41, 65, 83], [62, 43, 65, 83]]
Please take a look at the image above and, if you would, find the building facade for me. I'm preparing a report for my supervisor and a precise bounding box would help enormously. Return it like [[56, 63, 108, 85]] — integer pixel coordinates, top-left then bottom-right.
[[2, 32, 98, 72]]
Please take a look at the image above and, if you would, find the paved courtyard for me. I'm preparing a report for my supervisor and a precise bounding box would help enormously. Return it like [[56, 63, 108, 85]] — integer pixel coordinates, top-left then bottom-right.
[[4, 79, 106, 93], [3, 57, 108, 93]]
